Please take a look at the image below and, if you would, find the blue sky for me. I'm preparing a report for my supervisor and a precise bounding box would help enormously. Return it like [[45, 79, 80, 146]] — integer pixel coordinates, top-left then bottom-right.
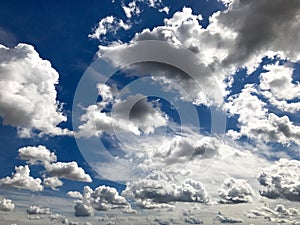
[[0, 0, 300, 224]]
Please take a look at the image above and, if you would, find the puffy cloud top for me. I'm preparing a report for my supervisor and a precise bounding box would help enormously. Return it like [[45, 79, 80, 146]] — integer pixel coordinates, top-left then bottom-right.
[[0, 43, 71, 137]]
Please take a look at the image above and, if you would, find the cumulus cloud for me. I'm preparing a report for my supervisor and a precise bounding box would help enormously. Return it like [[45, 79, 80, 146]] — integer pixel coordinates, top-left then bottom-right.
[[257, 158, 300, 201], [0, 43, 71, 137], [215, 211, 244, 223], [259, 62, 300, 113], [18, 145, 57, 165], [70, 185, 130, 216], [122, 171, 209, 209], [218, 177, 253, 204], [49, 213, 69, 224], [74, 201, 94, 217], [84, 185, 129, 211], [225, 84, 300, 146], [43, 176, 63, 190], [88, 16, 130, 40], [44, 161, 92, 182], [0, 198, 15, 211], [0, 165, 43, 192], [77, 83, 168, 138], [26, 205, 50, 215], [67, 191, 83, 199]]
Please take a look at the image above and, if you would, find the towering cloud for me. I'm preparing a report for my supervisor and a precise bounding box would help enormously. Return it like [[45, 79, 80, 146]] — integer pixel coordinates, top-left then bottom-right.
[[0, 43, 71, 137]]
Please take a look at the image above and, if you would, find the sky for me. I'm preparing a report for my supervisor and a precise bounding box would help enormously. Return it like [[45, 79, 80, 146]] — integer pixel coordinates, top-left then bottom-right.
[[0, 0, 300, 224]]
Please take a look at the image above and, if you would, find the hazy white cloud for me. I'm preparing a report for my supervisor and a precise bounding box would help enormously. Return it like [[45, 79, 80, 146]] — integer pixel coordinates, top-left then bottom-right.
[[215, 211, 244, 223], [45, 161, 92, 182], [123, 171, 209, 209], [0, 165, 43, 192], [89, 16, 130, 40], [49, 213, 69, 224], [218, 177, 253, 204], [74, 201, 94, 217], [26, 205, 50, 215], [43, 176, 63, 190], [0, 198, 15, 211], [0, 43, 71, 137], [18, 145, 57, 165], [257, 158, 300, 201]]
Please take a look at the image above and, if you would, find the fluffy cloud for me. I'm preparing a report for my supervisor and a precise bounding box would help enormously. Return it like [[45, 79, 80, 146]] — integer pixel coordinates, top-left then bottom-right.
[[0, 198, 15, 211], [122, 171, 209, 209], [88, 16, 130, 40], [44, 162, 92, 182], [77, 84, 168, 138], [257, 158, 300, 201], [218, 177, 253, 204], [259, 63, 300, 113], [226, 84, 300, 146], [0, 165, 43, 192], [18, 145, 57, 165], [74, 201, 94, 217], [26, 205, 50, 215], [43, 176, 63, 190], [0, 43, 71, 137], [70, 185, 130, 214], [67, 191, 83, 199]]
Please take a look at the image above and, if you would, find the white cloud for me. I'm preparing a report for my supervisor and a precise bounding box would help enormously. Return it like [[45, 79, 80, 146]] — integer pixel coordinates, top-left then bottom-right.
[[0, 198, 15, 211], [74, 201, 94, 217], [259, 62, 300, 113], [225, 84, 300, 146], [26, 205, 50, 215], [44, 161, 92, 182], [71, 185, 129, 212], [89, 16, 130, 40], [43, 176, 63, 190], [215, 211, 244, 223], [67, 191, 83, 199], [218, 177, 253, 204], [18, 145, 57, 165], [77, 83, 168, 138], [122, 171, 209, 209], [49, 213, 69, 224], [257, 158, 300, 201], [0, 43, 71, 137], [0, 165, 43, 192], [122, 1, 141, 18]]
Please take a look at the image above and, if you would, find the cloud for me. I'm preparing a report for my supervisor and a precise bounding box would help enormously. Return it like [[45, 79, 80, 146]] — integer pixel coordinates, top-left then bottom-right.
[[26, 205, 50, 215], [67, 191, 83, 199], [74, 201, 94, 217], [88, 16, 130, 40], [246, 204, 298, 223], [0, 43, 71, 137], [259, 62, 300, 113], [122, 171, 209, 209], [84, 185, 129, 211], [215, 211, 244, 223], [0, 198, 15, 211], [49, 213, 69, 224], [43, 176, 63, 190], [257, 158, 300, 201], [218, 177, 253, 204], [225, 84, 300, 146], [44, 161, 92, 182], [77, 83, 168, 137], [0, 165, 43, 192], [18, 145, 57, 165]]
